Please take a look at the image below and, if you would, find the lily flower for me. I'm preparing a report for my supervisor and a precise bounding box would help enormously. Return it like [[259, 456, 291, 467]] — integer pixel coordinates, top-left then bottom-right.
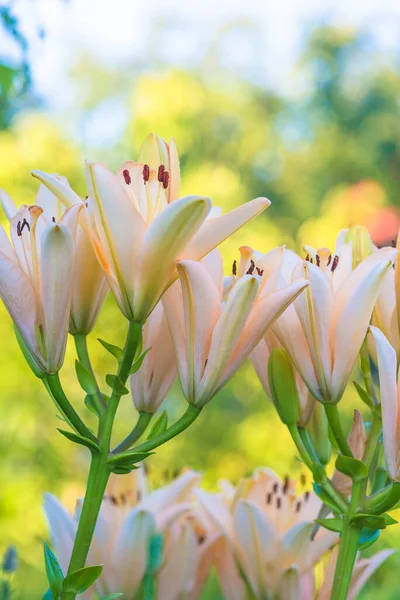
[[272, 245, 396, 403], [369, 325, 400, 481], [130, 301, 177, 414], [162, 248, 308, 407], [32, 135, 270, 323], [44, 468, 204, 599], [0, 189, 81, 374], [195, 469, 337, 600]]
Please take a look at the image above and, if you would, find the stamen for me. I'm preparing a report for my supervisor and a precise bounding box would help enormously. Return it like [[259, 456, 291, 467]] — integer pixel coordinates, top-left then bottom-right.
[[158, 164, 165, 182], [276, 497, 281, 509], [142, 164, 150, 183], [232, 260, 237, 276], [295, 501, 302, 513], [246, 260, 255, 275], [310, 257, 314, 264], [327, 254, 332, 266], [123, 169, 131, 185], [272, 482, 279, 494], [197, 534, 206, 545], [162, 171, 169, 189], [305, 254, 310, 262], [266, 492, 272, 505], [16, 221, 21, 237], [392, 240, 397, 248], [282, 476, 289, 495], [331, 255, 339, 272], [256, 267, 264, 276], [137, 490, 142, 503], [316, 254, 320, 267], [300, 473, 306, 486], [52, 217, 56, 223], [304, 490, 310, 501]]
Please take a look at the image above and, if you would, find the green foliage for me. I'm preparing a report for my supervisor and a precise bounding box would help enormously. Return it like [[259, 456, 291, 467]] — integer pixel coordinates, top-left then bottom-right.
[[147, 411, 168, 440], [57, 429, 100, 454], [62, 565, 103, 594], [43, 543, 63, 600], [336, 455, 368, 481]]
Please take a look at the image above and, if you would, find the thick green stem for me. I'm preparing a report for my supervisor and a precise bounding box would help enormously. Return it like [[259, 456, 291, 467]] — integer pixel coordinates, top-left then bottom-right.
[[113, 411, 153, 453], [45, 374, 97, 443], [330, 479, 364, 600], [325, 404, 352, 457], [60, 321, 143, 600], [74, 334, 106, 411]]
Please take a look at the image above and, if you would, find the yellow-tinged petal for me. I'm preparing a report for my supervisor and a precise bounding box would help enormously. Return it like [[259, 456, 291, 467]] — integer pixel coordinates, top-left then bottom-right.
[[181, 197, 271, 261], [331, 249, 396, 402], [138, 133, 170, 170], [31, 170, 82, 209], [0, 189, 17, 220], [133, 195, 211, 321], [41, 223, 74, 373], [369, 326, 400, 480], [162, 282, 189, 396], [196, 275, 259, 405], [176, 260, 221, 403]]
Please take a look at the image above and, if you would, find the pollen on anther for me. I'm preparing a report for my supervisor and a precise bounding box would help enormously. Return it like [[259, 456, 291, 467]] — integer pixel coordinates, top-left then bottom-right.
[[276, 497, 282, 509], [327, 254, 332, 266], [282, 475, 289, 495], [316, 254, 320, 267], [304, 490, 310, 501], [162, 171, 170, 189], [272, 482, 279, 494], [305, 254, 310, 262], [16, 221, 22, 237], [331, 255, 339, 272], [158, 164, 165, 182], [295, 501, 302, 513], [246, 259, 256, 275], [232, 260, 237, 276], [266, 492, 272, 505], [142, 164, 150, 183], [256, 267, 264, 276], [123, 169, 131, 185]]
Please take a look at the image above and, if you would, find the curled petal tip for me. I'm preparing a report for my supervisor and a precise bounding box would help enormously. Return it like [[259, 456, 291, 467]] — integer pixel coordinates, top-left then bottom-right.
[[253, 196, 271, 208]]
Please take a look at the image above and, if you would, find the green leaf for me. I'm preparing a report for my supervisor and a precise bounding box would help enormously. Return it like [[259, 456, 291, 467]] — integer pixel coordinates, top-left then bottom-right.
[[147, 411, 168, 440], [312, 483, 345, 514], [98, 338, 124, 362], [57, 429, 99, 454], [383, 513, 398, 526], [110, 465, 140, 475], [130, 347, 152, 374], [62, 565, 103, 594], [147, 533, 164, 572], [44, 542, 64, 600], [351, 514, 387, 529], [358, 528, 380, 550], [107, 450, 154, 467], [353, 381, 374, 409], [335, 455, 368, 481], [99, 595, 123, 600], [85, 394, 100, 416], [42, 590, 54, 600], [315, 518, 343, 533], [75, 361, 97, 395], [105, 374, 129, 396]]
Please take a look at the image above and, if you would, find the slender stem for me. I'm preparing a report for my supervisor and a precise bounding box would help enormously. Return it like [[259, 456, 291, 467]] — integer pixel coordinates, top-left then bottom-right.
[[113, 411, 153, 453], [363, 409, 382, 470], [330, 479, 364, 600], [360, 343, 378, 406], [74, 334, 106, 410], [325, 404, 352, 457], [60, 321, 143, 600], [127, 404, 201, 455], [45, 374, 97, 442]]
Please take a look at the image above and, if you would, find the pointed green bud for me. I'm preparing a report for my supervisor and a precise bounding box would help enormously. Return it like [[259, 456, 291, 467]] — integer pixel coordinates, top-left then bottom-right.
[[268, 348, 300, 426], [307, 401, 332, 465], [344, 225, 374, 269]]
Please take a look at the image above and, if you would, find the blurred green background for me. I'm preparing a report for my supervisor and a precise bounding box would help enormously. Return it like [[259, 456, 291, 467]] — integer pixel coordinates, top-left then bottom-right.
[[1, 0, 400, 597]]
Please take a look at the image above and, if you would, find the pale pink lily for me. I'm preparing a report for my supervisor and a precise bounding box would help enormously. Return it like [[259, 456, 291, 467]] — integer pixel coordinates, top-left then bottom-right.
[[369, 325, 400, 481], [130, 301, 177, 414], [32, 135, 270, 322], [195, 469, 337, 600], [272, 245, 397, 403], [162, 248, 308, 407], [44, 468, 202, 599], [0, 189, 81, 374], [3, 179, 109, 335]]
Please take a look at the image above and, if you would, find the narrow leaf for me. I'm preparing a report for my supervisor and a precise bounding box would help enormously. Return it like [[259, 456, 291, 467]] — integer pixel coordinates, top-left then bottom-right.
[[315, 518, 343, 533], [57, 429, 99, 454], [107, 451, 154, 467], [110, 465, 140, 475], [147, 411, 168, 440], [383, 513, 398, 526], [62, 565, 103, 594], [359, 528, 380, 550], [98, 338, 124, 362], [44, 542, 64, 600], [105, 374, 129, 396], [75, 361, 97, 395], [130, 347, 152, 374], [353, 381, 374, 409], [85, 394, 101, 416], [351, 514, 387, 529]]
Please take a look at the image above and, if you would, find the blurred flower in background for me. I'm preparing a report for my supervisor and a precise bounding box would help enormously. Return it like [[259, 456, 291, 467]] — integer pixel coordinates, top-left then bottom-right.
[[2, 0, 400, 597]]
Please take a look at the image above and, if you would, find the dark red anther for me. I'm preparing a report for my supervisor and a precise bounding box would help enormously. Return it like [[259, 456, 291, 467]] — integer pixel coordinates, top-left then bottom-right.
[[295, 501, 302, 513], [16, 221, 22, 237], [331, 255, 339, 272], [272, 482, 279, 494], [305, 254, 310, 262], [310, 257, 314, 264], [304, 490, 310, 501], [158, 164, 165, 182], [19, 218, 30, 234], [142, 164, 150, 183], [232, 260, 237, 276], [246, 259, 256, 275], [316, 254, 320, 267], [276, 497, 282, 509], [282, 476, 289, 495], [392, 240, 397, 248], [327, 254, 332, 266], [256, 267, 264, 276], [266, 492, 272, 505], [123, 169, 131, 185], [52, 217, 56, 223], [162, 170, 169, 189]]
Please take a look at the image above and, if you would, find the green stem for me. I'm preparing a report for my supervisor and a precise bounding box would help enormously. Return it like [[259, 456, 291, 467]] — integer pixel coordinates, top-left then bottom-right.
[[360, 343, 378, 406], [113, 411, 153, 453], [325, 404, 352, 457], [60, 321, 143, 600], [45, 374, 97, 443], [74, 334, 106, 411], [330, 479, 364, 600], [124, 404, 201, 455], [363, 409, 382, 470]]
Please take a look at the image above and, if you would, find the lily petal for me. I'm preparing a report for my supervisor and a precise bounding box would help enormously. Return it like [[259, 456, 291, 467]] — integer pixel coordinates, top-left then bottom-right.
[[0, 189, 17, 220], [43, 493, 76, 575]]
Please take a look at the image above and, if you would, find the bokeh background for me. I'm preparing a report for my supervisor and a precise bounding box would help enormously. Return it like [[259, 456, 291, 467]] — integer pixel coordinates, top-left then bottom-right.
[[1, 0, 400, 597]]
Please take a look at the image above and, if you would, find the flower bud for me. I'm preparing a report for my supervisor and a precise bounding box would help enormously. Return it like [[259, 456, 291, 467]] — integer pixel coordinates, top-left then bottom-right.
[[344, 225, 374, 269], [268, 348, 300, 426], [306, 401, 331, 466]]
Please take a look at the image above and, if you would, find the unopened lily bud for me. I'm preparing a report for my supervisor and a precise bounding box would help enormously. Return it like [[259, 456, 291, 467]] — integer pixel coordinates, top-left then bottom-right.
[[307, 401, 331, 466], [268, 348, 300, 426], [332, 410, 367, 495], [344, 225, 374, 269]]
